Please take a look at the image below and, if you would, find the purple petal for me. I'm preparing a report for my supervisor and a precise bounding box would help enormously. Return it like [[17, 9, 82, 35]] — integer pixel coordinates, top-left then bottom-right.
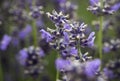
[[17, 49, 28, 66], [85, 59, 101, 78], [55, 58, 71, 71], [69, 47, 78, 56], [63, 32, 69, 43], [87, 32, 95, 47], [111, 3, 120, 12], [0, 35, 12, 50], [19, 24, 32, 39], [103, 68, 114, 79], [90, 0, 99, 6], [40, 29, 53, 42]]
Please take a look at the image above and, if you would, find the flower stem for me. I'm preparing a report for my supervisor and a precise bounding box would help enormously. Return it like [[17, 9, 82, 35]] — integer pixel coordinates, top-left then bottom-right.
[[0, 59, 3, 81], [56, 51, 60, 81], [99, 16, 103, 61], [98, 0, 103, 69], [32, 21, 38, 47], [56, 69, 59, 81], [78, 39, 82, 60]]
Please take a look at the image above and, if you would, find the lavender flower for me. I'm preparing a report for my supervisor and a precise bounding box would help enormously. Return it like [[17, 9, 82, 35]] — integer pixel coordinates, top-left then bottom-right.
[[17, 46, 45, 76], [105, 59, 120, 79], [29, 6, 44, 19], [40, 11, 95, 59], [39, 10, 96, 81], [0, 34, 12, 50], [54, 0, 78, 19], [88, 0, 120, 15], [46, 10, 69, 27], [103, 68, 114, 79]]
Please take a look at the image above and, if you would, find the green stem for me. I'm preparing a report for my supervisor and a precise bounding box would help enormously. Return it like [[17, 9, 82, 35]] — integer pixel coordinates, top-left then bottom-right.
[[98, 0, 103, 69], [78, 39, 82, 60], [32, 21, 37, 47], [56, 52, 60, 81], [56, 69, 59, 81], [99, 16, 103, 61], [0, 59, 3, 81]]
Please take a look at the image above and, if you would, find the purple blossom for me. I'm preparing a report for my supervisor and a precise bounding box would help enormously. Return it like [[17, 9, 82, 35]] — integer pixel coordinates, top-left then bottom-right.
[[63, 32, 69, 44], [69, 47, 78, 56], [63, 23, 72, 31], [87, 32, 95, 47], [0, 34, 12, 50], [17, 49, 28, 66], [61, 47, 78, 58], [55, 58, 71, 71], [40, 29, 53, 42], [111, 3, 120, 12], [81, 32, 95, 47], [46, 11, 68, 26], [103, 46, 111, 53], [85, 59, 101, 78], [18, 24, 32, 39], [38, 48, 45, 57], [89, 0, 99, 6]]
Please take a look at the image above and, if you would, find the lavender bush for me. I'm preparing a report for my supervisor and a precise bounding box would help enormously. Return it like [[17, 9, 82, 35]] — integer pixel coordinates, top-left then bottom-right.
[[0, 0, 120, 81]]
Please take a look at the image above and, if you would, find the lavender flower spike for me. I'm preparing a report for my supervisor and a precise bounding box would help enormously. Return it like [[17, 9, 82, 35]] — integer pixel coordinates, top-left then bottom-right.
[[0, 34, 12, 50]]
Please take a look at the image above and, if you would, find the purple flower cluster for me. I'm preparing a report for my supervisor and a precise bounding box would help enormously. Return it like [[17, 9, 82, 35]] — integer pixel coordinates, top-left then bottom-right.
[[29, 6, 44, 19], [39, 10, 106, 81], [88, 0, 120, 16], [54, 0, 78, 19], [41, 11, 95, 59], [103, 39, 120, 53], [57, 58, 104, 81], [104, 59, 120, 79], [17, 46, 45, 76]]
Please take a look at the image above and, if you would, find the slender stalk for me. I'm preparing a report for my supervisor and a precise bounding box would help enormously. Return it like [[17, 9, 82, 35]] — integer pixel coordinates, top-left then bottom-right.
[[32, 21, 38, 47], [78, 39, 82, 60], [99, 16, 103, 61], [0, 59, 3, 81], [98, 0, 103, 69], [31, 0, 38, 47], [55, 52, 60, 81], [56, 69, 59, 81]]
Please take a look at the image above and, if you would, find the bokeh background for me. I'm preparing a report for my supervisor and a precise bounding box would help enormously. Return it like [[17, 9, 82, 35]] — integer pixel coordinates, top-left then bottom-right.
[[0, 0, 120, 81]]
